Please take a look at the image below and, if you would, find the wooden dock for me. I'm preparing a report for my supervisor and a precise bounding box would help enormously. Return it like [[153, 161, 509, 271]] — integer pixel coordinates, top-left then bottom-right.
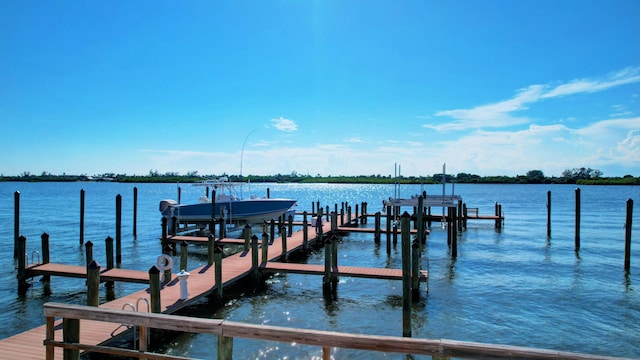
[[3, 211, 421, 359], [262, 262, 428, 282], [24, 263, 152, 284]]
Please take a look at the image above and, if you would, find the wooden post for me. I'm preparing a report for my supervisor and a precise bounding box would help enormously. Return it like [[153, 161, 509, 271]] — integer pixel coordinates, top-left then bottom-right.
[[281, 225, 288, 262], [386, 205, 392, 245], [41, 232, 50, 283], [451, 207, 458, 258], [214, 245, 223, 301], [457, 201, 463, 232], [105, 236, 114, 289], [331, 211, 338, 233], [411, 240, 420, 300], [62, 318, 80, 360], [347, 206, 352, 226], [218, 335, 233, 360], [208, 234, 215, 266], [401, 212, 412, 337], [302, 211, 309, 253], [180, 240, 188, 271], [87, 260, 100, 306], [17, 235, 27, 291], [323, 237, 333, 296], [45, 315, 55, 360], [355, 204, 359, 225], [494, 202, 499, 229], [266, 188, 270, 198], [393, 222, 398, 245], [80, 189, 85, 245], [317, 207, 324, 239], [85, 241, 93, 273], [41, 232, 50, 265], [115, 194, 122, 265], [148, 266, 161, 313], [161, 217, 168, 249], [386, 222, 392, 256], [243, 224, 251, 252], [374, 212, 381, 244], [625, 199, 633, 272], [261, 232, 269, 265], [171, 215, 178, 236], [288, 213, 293, 237], [462, 203, 468, 230], [251, 235, 259, 282], [417, 196, 424, 248], [331, 234, 339, 288], [547, 191, 552, 238], [575, 188, 581, 251], [270, 219, 275, 244], [178, 186, 181, 204], [133, 186, 138, 237], [14, 191, 19, 259]]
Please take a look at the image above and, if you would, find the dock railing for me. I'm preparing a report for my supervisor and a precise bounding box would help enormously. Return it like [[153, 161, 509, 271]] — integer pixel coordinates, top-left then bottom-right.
[[43, 302, 625, 360]]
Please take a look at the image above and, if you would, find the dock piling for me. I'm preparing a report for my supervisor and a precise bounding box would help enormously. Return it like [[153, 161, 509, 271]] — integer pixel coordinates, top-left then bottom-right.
[[180, 240, 188, 271], [85, 241, 93, 274], [80, 189, 85, 245], [547, 191, 552, 238], [302, 211, 309, 253], [208, 234, 215, 266], [87, 260, 101, 306], [411, 240, 420, 300], [148, 266, 161, 313], [14, 191, 20, 259], [323, 237, 333, 296], [214, 245, 223, 301], [575, 188, 581, 251], [401, 212, 412, 337], [63, 318, 80, 360], [105, 236, 114, 289], [17, 235, 28, 291], [133, 187, 138, 237], [116, 194, 122, 265], [251, 235, 259, 283], [41, 233, 50, 283], [281, 225, 288, 262], [625, 198, 633, 272], [261, 232, 269, 265], [374, 212, 381, 244]]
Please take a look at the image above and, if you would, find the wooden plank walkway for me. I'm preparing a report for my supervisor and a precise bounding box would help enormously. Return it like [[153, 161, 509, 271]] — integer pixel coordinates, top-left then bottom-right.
[[167, 235, 246, 245], [336, 226, 428, 235], [24, 263, 152, 284], [262, 262, 428, 281], [0, 214, 340, 360]]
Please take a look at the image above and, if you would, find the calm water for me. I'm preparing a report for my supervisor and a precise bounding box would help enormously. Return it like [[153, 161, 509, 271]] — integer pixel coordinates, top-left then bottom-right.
[[1, 182, 639, 359]]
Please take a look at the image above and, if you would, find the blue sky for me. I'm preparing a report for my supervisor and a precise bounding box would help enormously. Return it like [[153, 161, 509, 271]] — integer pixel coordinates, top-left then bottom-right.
[[2, 1, 639, 177]]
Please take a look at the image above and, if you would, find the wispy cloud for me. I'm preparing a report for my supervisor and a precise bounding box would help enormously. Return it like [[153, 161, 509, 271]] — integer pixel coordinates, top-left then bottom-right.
[[270, 116, 298, 132], [424, 67, 640, 132], [343, 137, 364, 143]]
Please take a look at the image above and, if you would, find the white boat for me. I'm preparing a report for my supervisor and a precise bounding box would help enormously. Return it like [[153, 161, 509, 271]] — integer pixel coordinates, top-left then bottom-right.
[[159, 178, 297, 229]]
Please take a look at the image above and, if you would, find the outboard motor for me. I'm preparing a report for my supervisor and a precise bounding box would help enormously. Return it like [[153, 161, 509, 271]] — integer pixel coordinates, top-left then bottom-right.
[[159, 199, 178, 215]]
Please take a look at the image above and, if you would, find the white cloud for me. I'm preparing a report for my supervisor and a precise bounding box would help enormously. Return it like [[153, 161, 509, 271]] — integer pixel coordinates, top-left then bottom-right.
[[425, 67, 640, 132], [270, 116, 298, 132], [343, 137, 364, 143]]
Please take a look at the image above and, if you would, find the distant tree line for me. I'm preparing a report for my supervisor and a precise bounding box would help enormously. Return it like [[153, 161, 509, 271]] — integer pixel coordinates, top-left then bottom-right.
[[1, 168, 638, 185]]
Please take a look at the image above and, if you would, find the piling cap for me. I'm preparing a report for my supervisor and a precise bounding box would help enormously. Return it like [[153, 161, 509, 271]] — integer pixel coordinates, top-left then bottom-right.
[[178, 270, 190, 277]]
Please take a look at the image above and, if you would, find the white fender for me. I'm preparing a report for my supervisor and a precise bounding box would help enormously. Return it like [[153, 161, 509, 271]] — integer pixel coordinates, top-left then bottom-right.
[[156, 254, 173, 271]]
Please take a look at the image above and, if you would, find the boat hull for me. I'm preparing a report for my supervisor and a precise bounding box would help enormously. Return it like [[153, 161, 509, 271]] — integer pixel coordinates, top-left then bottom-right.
[[160, 198, 297, 225]]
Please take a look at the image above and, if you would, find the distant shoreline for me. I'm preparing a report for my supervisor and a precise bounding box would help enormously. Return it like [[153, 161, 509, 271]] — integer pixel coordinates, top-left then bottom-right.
[[1, 174, 638, 185]]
